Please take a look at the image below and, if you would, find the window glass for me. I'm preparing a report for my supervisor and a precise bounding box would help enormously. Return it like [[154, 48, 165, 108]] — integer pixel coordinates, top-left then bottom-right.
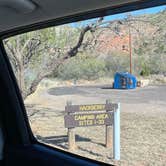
[[3, 5, 166, 165]]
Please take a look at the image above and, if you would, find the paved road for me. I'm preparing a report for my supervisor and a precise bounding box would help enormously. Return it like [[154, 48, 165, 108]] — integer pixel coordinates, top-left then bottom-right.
[[48, 85, 166, 114], [48, 85, 166, 103]]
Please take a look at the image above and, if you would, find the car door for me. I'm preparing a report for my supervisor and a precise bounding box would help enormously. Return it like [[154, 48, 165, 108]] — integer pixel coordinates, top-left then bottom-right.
[[0, 1, 166, 166]]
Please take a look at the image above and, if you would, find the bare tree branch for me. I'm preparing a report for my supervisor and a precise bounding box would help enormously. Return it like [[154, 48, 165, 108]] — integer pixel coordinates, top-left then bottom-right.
[[23, 38, 41, 67]]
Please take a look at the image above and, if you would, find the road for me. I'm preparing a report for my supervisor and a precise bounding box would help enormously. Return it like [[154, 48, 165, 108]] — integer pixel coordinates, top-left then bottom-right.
[[47, 85, 166, 115]]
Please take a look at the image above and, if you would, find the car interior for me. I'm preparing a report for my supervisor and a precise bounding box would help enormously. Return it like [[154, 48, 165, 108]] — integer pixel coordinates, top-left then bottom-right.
[[0, 122, 4, 161], [0, 0, 165, 166]]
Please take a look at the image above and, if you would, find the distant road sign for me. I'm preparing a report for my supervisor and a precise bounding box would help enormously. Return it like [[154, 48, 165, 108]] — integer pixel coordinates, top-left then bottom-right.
[[64, 112, 113, 128]]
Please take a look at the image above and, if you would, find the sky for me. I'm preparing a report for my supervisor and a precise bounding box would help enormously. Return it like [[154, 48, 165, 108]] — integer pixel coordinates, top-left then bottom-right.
[[104, 5, 166, 21], [71, 5, 166, 27]]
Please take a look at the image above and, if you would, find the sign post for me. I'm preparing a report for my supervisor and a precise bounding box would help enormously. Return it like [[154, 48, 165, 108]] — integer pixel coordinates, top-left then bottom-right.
[[67, 101, 76, 151], [106, 99, 112, 148], [64, 100, 120, 161], [113, 103, 120, 161]]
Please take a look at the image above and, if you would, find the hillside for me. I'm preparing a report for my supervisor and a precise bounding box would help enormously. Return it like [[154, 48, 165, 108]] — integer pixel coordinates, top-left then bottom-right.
[[96, 9, 166, 57], [80, 9, 166, 77]]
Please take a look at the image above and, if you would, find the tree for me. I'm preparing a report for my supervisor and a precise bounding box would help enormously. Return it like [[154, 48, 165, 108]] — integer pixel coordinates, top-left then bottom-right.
[[4, 19, 104, 98], [4, 34, 41, 94]]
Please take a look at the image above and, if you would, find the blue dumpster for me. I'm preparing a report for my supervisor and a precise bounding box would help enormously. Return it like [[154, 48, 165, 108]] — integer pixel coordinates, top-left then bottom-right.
[[113, 72, 137, 89]]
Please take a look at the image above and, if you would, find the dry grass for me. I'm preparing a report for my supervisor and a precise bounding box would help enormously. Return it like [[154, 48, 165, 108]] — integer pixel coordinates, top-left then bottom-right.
[[27, 106, 166, 166]]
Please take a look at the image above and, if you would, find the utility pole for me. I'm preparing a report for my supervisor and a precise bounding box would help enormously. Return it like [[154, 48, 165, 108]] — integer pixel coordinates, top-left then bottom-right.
[[123, 15, 133, 74], [129, 25, 132, 74]]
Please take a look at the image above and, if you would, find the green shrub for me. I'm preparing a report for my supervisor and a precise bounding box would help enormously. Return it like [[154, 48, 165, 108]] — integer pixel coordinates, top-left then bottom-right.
[[140, 63, 150, 76], [58, 56, 105, 81], [104, 54, 129, 76]]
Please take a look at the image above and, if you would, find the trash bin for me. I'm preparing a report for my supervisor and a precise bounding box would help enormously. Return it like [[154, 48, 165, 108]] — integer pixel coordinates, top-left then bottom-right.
[[113, 72, 137, 89]]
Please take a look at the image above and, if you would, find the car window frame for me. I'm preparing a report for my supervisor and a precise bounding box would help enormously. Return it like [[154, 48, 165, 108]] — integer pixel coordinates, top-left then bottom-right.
[[0, 0, 165, 39]]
